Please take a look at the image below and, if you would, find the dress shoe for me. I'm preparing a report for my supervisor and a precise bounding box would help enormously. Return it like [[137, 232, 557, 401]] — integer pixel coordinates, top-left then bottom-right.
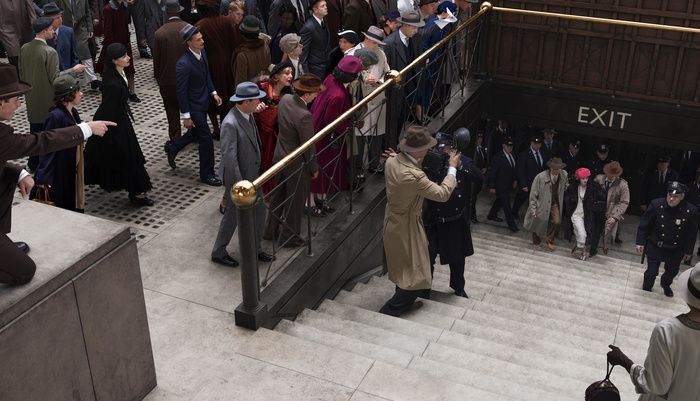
[[211, 254, 239, 267], [257, 252, 275, 262], [410, 300, 424, 311], [454, 289, 469, 298], [201, 176, 223, 186], [614, 237, 623, 244], [488, 215, 503, 222], [15, 241, 30, 254], [164, 142, 177, 169], [90, 80, 102, 90], [662, 286, 674, 297], [129, 194, 154, 206], [139, 50, 152, 59], [129, 94, 142, 103]]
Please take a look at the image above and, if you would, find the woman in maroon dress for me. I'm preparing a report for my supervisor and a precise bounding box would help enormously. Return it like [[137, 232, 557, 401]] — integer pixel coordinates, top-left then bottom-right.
[[255, 61, 295, 195], [310, 56, 363, 214], [96, 0, 140, 102]]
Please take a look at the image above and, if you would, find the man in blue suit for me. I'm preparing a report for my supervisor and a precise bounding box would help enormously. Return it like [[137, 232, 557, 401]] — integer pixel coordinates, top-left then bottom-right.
[[166, 24, 223, 186], [42, 2, 81, 71]]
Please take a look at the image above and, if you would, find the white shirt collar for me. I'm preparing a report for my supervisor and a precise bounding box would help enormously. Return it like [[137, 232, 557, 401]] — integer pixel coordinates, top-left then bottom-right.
[[189, 48, 202, 60], [237, 106, 251, 120], [399, 30, 409, 46], [313, 14, 323, 26], [34, 37, 47, 44]]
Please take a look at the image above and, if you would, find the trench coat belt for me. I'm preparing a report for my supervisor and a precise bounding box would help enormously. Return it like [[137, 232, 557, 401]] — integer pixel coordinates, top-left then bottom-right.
[[436, 213, 463, 223]]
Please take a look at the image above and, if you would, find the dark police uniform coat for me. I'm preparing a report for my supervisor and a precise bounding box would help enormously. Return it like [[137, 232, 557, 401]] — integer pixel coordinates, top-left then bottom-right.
[[424, 155, 483, 264], [589, 157, 611, 178], [561, 150, 580, 179], [636, 198, 699, 261]]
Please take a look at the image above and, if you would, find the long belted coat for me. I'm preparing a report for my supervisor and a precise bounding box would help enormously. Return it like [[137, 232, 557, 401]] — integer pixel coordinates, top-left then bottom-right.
[[523, 169, 568, 238], [383, 152, 456, 290]]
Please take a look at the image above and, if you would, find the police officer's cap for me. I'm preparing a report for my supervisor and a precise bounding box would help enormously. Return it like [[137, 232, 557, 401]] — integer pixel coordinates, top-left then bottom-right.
[[530, 135, 543, 144], [503, 137, 514, 146], [596, 144, 609, 153], [434, 132, 453, 147], [568, 139, 581, 149], [657, 156, 671, 163], [667, 181, 687, 195]]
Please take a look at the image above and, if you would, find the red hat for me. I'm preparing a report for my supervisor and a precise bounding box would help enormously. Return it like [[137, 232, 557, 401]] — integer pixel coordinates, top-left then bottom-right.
[[337, 56, 363, 75], [575, 167, 591, 180]]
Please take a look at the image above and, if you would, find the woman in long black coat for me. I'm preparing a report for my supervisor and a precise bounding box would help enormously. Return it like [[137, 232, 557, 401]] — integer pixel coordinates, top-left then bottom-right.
[[33, 75, 85, 212], [564, 167, 607, 260], [85, 43, 154, 206]]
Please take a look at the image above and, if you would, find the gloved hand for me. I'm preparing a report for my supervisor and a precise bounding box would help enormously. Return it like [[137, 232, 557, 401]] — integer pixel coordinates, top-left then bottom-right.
[[608, 345, 634, 372]]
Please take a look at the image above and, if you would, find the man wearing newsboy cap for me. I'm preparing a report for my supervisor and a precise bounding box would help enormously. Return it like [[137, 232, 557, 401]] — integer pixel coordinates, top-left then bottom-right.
[[0, 63, 113, 286], [636, 181, 699, 297]]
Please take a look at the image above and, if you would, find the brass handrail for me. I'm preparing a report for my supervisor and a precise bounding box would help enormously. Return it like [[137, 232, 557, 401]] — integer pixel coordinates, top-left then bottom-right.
[[231, 4, 491, 207], [486, 2, 700, 34]]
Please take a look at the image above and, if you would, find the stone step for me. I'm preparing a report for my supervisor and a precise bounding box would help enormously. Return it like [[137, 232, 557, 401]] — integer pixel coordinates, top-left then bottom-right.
[[237, 328, 374, 389], [334, 290, 456, 330], [317, 299, 443, 341], [407, 356, 567, 401], [357, 361, 515, 401], [275, 319, 413, 367], [422, 342, 590, 396], [294, 309, 429, 355], [358, 280, 467, 318], [425, 288, 478, 309]]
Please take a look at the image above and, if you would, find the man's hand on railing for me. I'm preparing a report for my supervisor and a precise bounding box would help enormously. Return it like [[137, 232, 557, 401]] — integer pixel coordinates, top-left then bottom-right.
[[381, 148, 397, 160]]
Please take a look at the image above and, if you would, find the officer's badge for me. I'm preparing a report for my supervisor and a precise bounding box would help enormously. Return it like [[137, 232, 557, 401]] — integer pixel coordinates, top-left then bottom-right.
[[676, 219, 682, 225]]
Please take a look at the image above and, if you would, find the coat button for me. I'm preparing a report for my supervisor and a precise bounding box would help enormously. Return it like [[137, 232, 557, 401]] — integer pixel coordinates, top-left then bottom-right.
[[458, 194, 462, 198]]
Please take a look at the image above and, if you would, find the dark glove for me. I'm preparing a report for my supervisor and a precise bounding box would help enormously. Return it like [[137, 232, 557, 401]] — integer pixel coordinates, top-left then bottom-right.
[[607, 345, 633, 372]]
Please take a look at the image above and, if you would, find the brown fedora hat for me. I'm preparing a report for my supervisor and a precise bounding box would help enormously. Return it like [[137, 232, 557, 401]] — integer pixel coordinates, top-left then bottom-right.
[[399, 126, 437, 153], [546, 157, 567, 169], [0, 64, 31, 99], [603, 161, 623, 176], [293, 73, 324, 92]]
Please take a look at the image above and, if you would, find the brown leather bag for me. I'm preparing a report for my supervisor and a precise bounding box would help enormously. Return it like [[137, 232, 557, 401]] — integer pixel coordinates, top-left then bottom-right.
[[585, 362, 620, 401], [34, 185, 55, 206]]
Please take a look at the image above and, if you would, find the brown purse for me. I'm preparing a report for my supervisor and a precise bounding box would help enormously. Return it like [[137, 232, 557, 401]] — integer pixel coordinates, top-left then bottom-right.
[[585, 362, 620, 401], [34, 185, 55, 206]]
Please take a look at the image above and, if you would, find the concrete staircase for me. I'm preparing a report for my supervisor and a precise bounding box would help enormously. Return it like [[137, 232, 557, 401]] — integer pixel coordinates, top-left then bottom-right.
[[238, 227, 689, 400]]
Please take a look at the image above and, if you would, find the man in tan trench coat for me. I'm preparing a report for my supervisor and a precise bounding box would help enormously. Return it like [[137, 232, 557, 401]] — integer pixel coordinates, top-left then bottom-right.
[[523, 157, 569, 251], [380, 126, 461, 317]]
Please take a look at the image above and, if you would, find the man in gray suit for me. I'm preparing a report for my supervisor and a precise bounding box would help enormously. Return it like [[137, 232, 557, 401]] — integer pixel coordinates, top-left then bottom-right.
[[211, 82, 275, 267]]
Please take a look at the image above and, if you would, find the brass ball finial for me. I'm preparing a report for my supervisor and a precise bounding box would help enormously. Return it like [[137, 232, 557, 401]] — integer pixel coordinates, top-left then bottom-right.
[[231, 180, 257, 207], [480, 1, 493, 11], [385, 70, 401, 86]]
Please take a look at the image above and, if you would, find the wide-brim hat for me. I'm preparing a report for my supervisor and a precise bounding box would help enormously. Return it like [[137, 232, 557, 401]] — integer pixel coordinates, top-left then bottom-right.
[[162, 0, 184, 12], [269, 60, 295, 78], [229, 82, 266, 102], [292, 73, 324, 92], [397, 10, 426, 27], [337, 29, 360, 45], [180, 24, 200, 42], [678, 265, 700, 309], [42, 2, 63, 17], [0, 64, 31, 99], [546, 157, 567, 169], [603, 161, 623, 176], [399, 126, 437, 152], [364, 26, 386, 45]]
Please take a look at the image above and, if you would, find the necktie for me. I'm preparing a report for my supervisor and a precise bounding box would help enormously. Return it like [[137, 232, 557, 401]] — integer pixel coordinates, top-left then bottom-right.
[[296, 0, 305, 23], [535, 151, 542, 168], [507, 154, 514, 168], [605, 181, 611, 191]]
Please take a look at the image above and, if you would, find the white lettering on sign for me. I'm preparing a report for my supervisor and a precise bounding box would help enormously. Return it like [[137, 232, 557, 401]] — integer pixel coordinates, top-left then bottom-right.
[[577, 106, 631, 130]]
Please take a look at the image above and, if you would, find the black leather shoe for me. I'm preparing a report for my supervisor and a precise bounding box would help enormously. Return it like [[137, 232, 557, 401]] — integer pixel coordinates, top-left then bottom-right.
[[454, 289, 469, 298], [164, 142, 177, 169], [129, 94, 141, 103], [488, 216, 503, 222], [129, 194, 154, 206], [202, 176, 223, 186], [662, 286, 674, 297], [257, 252, 276, 262], [15, 241, 30, 254], [139, 50, 152, 59], [211, 254, 239, 267], [90, 80, 102, 90], [614, 237, 623, 244]]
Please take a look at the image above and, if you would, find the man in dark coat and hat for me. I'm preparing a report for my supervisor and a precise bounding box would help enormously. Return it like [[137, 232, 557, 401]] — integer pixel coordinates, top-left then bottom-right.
[[299, 0, 330, 79], [424, 130, 482, 298], [0, 63, 112, 286]]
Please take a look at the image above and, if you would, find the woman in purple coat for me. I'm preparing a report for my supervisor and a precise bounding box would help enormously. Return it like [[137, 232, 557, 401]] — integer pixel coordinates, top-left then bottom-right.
[[310, 55, 363, 214]]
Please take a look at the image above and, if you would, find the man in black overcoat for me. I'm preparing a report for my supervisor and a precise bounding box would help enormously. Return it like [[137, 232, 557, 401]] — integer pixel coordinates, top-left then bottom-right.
[[486, 137, 519, 232], [636, 181, 699, 297], [299, 0, 330, 79], [561, 138, 581, 180], [588, 143, 611, 178], [511, 135, 546, 218], [677, 150, 700, 184], [424, 133, 483, 298], [641, 156, 678, 212]]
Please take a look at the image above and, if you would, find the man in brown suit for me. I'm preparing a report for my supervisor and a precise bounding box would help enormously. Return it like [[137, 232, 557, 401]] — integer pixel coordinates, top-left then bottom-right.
[[153, 0, 188, 141], [0, 63, 112, 286], [264, 74, 323, 248]]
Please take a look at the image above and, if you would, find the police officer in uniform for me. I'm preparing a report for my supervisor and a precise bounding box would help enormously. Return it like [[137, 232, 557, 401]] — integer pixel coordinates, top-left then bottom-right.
[[561, 138, 581, 180], [636, 181, 699, 297], [423, 132, 483, 298], [589, 143, 611, 178]]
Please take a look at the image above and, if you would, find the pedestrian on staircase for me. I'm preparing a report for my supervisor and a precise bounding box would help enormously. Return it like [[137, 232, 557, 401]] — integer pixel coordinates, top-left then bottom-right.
[[607, 263, 700, 401], [523, 157, 568, 251], [380, 126, 460, 317], [599, 161, 629, 254], [635, 181, 698, 297]]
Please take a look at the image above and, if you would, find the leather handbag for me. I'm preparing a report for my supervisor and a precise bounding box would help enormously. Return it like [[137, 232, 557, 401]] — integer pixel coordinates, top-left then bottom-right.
[[585, 362, 620, 401], [34, 185, 55, 206]]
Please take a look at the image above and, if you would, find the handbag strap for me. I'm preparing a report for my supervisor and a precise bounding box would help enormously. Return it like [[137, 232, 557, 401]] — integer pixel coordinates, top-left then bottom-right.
[[605, 361, 615, 381]]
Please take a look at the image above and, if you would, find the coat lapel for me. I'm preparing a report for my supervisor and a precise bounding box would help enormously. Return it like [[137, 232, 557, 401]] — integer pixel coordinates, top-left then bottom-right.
[[233, 108, 260, 155]]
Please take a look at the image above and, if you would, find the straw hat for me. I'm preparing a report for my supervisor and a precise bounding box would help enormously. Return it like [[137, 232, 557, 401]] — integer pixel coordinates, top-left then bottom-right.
[[678, 264, 700, 309]]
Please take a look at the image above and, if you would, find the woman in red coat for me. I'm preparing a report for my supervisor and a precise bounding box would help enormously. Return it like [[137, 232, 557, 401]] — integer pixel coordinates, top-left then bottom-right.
[[310, 56, 363, 213], [255, 61, 295, 195], [96, 0, 140, 102]]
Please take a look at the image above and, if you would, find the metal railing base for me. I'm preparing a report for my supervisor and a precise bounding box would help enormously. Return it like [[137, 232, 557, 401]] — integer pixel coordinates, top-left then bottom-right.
[[234, 303, 269, 330]]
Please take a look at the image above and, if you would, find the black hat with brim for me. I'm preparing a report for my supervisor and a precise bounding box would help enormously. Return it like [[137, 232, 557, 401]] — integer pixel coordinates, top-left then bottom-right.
[[0, 64, 31, 99]]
